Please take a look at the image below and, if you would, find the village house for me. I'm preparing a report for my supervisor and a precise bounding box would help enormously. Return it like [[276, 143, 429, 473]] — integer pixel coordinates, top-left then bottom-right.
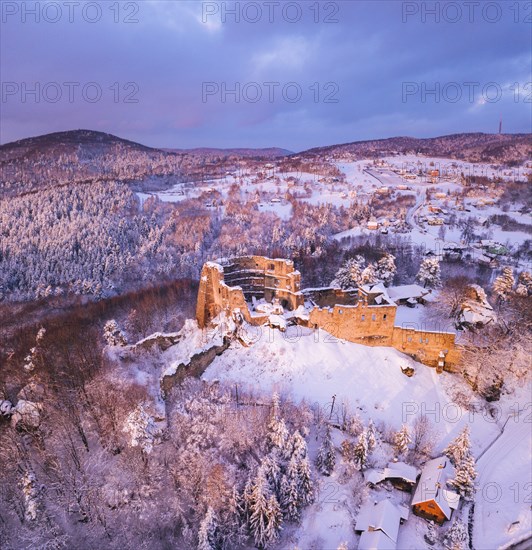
[[365, 461, 420, 493], [442, 242, 466, 261], [355, 499, 410, 550], [411, 456, 460, 525], [387, 284, 434, 307]]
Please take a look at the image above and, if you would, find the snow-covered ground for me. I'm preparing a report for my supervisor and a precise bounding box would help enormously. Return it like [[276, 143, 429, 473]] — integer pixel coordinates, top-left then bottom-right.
[[197, 322, 531, 549], [473, 387, 532, 550]]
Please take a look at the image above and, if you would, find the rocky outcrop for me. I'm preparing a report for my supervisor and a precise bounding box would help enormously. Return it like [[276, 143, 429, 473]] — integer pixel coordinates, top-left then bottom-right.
[[160, 338, 230, 397]]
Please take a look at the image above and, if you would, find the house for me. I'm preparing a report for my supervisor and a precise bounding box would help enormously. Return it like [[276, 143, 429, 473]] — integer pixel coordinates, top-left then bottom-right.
[[442, 242, 466, 261], [355, 499, 409, 550], [366, 461, 420, 492], [387, 285, 434, 307], [411, 457, 460, 524], [367, 220, 379, 230]]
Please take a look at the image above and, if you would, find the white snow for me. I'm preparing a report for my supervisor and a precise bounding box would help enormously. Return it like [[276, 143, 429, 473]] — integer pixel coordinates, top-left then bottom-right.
[[204, 325, 464, 433], [162, 318, 225, 378]]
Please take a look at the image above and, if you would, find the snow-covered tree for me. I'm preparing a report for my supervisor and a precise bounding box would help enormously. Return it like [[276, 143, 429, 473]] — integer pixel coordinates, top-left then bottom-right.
[[394, 424, 411, 456], [21, 471, 39, 521], [450, 454, 477, 500], [267, 393, 289, 455], [264, 495, 283, 546], [360, 263, 377, 286], [289, 430, 308, 461], [198, 507, 219, 550], [443, 519, 468, 550], [425, 520, 437, 545], [122, 404, 159, 453], [366, 420, 377, 452], [247, 468, 282, 549], [353, 430, 369, 470], [417, 257, 441, 288], [331, 256, 365, 289], [492, 266, 515, 301], [316, 425, 335, 476], [376, 253, 396, 286], [281, 457, 300, 521], [22, 327, 46, 372], [444, 426, 472, 467], [516, 271, 532, 296], [297, 457, 314, 506], [103, 320, 127, 346], [221, 487, 246, 548], [261, 451, 282, 497]]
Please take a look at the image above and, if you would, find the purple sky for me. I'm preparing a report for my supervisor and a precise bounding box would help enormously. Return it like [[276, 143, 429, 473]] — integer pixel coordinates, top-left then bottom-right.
[[1, 1, 531, 151]]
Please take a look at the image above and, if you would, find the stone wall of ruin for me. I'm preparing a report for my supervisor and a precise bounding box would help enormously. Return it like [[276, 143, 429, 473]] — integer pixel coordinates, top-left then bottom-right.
[[196, 256, 461, 370], [308, 302, 397, 346], [196, 256, 303, 328], [391, 327, 461, 369]]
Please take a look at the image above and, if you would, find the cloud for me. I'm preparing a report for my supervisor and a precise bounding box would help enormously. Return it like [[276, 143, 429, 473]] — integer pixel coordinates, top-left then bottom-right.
[[1, 1, 530, 149]]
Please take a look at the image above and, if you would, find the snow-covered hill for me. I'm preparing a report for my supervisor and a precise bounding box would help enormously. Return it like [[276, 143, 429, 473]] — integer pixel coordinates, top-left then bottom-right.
[[199, 323, 531, 549]]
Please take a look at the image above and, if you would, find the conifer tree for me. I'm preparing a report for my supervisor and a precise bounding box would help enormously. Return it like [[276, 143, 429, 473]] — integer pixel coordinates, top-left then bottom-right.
[[290, 430, 308, 460], [281, 459, 301, 522], [267, 393, 289, 454], [394, 424, 411, 456], [198, 507, 219, 550], [444, 426, 472, 466], [443, 519, 468, 550], [264, 495, 283, 546], [450, 454, 477, 500], [417, 257, 441, 288], [331, 256, 365, 289], [262, 451, 282, 497], [376, 253, 396, 286], [353, 430, 369, 470], [248, 470, 271, 549], [493, 266, 515, 301], [316, 425, 335, 476], [247, 468, 283, 549], [297, 457, 314, 506], [366, 420, 377, 452]]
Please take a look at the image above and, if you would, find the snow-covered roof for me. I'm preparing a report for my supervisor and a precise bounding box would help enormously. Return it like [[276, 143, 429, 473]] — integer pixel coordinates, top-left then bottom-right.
[[358, 528, 396, 550], [443, 241, 466, 250], [268, 314, 286, 330], [365, 462, 419, 486], [388, 284, 432, 302], [355, 499, 409, 545], [412, 456, 460, 519], [361, 283, 393, 305], [385, 461, 419, 484], [291, 304, 310, 321]]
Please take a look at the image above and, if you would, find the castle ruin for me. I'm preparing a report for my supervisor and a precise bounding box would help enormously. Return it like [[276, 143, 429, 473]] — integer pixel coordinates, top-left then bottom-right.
[[196, 256, 461, 371]]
